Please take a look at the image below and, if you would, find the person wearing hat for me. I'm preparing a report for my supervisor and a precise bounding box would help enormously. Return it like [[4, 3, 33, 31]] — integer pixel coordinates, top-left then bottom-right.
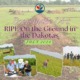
[[24, 61, 32, 76], [16, 59, 24, 76]]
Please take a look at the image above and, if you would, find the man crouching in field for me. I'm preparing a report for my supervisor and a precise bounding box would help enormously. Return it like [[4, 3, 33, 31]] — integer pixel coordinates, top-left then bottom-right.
[[16, 59, 25, 76], [24, 61, 32, 76], [4, 59, 17, 76]]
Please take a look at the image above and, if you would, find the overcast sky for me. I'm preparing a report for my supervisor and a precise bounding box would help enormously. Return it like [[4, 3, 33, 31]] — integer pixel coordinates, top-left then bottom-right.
[[61, 0, 70, 2], [38, 0, 80, 2], [63, 46, 80, 55], [38, 0, 70, 2]]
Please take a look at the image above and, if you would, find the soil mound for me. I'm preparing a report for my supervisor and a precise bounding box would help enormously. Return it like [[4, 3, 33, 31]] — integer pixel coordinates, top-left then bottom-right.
[[8, 14, 74, 54]]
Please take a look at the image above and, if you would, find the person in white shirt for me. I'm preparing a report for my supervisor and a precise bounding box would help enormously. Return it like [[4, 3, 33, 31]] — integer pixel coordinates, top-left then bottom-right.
[[5, 59, 17, 76], [16, 59, 24, 76]]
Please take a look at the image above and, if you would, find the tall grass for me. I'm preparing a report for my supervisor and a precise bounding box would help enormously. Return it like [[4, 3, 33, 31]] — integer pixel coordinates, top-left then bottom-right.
[[63, 59, 80, 67], [31, 51, 62, 77], [0, 48, 14, 64]]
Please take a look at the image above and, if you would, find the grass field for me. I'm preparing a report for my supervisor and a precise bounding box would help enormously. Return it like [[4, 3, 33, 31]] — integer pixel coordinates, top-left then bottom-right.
[[0, 6, 80, 45], [0, 7, 36, 43], [0, 5, 80, 78], [0, 48, 15, 64], [63, 59, 80, 67], [31, 50, 62, 77]]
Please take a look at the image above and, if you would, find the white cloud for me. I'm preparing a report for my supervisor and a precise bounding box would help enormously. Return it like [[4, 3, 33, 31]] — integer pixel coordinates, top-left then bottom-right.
[[38, 0, 57, 2], [78, 0, 80, 2], [61, 0, 70, 2], [63, 46, 80, 55], [39, 0, 80, 2], [38, 0, 49, 2]]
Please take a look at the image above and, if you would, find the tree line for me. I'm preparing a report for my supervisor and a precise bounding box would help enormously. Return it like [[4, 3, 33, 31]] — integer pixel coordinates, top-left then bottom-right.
[[0, 0, 80, 5]]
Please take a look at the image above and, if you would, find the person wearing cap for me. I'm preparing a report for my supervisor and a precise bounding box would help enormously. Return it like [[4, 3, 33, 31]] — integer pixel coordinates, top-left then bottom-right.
[[16, 59, 24, 76], [24, 61, 32, 76]]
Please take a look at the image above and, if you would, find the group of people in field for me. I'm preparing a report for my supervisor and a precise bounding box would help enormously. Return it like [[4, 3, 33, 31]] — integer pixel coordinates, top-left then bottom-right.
[[5, 59, 31, 76], [64, 51, 80, 60]]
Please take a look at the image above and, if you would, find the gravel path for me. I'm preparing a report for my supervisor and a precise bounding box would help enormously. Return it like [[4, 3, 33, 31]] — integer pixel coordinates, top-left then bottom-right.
[[0, 66, 80, 80]]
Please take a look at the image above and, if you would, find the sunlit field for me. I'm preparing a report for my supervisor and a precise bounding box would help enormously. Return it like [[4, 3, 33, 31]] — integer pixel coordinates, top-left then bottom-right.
[[0, 6, 80, 45], [63, 59, 80, 67], [31, 50, 62, 77]]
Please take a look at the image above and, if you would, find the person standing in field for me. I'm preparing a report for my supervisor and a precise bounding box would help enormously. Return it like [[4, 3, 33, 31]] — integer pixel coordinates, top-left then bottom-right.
[[43, 59, 49, 68], [70, 51, 74, 60], [77, 54, 80, 60], [64, 53, 67, 59], [67, 53, 70, 59]]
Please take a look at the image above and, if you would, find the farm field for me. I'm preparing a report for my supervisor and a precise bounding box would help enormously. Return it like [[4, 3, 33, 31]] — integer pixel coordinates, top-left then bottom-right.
[[0, 5, 80, 80], [0, 7, 36, 44], [0, 47, 15, 64], [31, 50, 62, 77], [63, 59, 80, 67], [0, 6, 80, 45]]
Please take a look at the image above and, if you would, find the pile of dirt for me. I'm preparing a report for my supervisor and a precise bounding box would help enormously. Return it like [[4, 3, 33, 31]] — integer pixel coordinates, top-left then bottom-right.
[[8, 14, 74, 54]]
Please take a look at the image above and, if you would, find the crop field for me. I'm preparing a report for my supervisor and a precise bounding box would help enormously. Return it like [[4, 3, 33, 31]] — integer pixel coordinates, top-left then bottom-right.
[[0, 48, 15, 64], [0, 6, 80, 45], [0, 7, 36, 43], [63, 59, 80, 67], [31, 50, 62, 77]]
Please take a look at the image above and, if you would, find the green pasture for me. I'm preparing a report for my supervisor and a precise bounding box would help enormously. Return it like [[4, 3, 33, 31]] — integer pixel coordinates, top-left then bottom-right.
[[0, 6, 80, 45], [0, 48, 15, 64], [63, 59, 80, 67], [31, 50, 62, 77]]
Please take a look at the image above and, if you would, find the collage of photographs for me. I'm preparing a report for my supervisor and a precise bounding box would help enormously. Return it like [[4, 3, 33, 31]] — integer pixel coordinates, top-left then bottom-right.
[[0, 0, 80, 80], [0, 44, 37, 77], [0, 43, 80, 78]]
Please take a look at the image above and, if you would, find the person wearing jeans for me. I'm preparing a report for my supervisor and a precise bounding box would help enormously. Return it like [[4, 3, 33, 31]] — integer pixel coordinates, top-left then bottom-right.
[[24, 61, 31, 76]]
